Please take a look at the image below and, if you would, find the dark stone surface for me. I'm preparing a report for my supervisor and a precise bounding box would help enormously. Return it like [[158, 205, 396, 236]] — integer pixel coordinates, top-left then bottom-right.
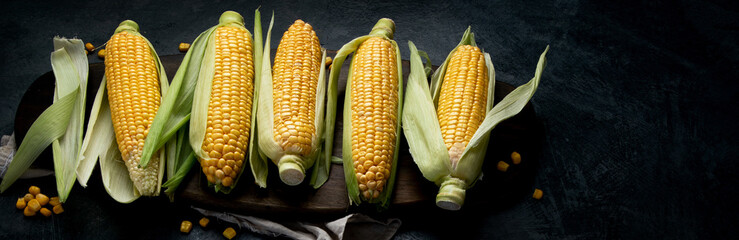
[[1, 0, 737, 239]]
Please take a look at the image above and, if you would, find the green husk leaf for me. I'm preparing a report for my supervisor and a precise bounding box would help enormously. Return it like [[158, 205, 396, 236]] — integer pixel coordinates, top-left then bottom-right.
[[49, 38, 88, 202], [236, 9, 264, 192], [250, 10, 272, 188], [307, 49, 330, 188], [341, 55, 359, 205], [77, 79, 110, 187], [402, 41, 450, 184], [326, 35, 371, 204], [0, 89, 76, 193], [189, 30, 216, 160], [139, 26, 215, 168]]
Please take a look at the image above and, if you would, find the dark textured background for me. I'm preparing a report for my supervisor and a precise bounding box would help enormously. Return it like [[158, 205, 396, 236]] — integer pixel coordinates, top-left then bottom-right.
[[1, 0, 737, 239]]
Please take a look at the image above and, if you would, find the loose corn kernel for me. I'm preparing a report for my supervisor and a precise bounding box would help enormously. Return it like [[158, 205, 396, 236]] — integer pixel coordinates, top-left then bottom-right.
[[533, 189, 543, 199], [49, 196, 61, 206], [23, 206, 36, 217], [497, 161, 510, 172], [223, 227, 237, 239], [85, 50, 89, 55], [178, 42, 191, 52], [36, 193, 49, 206], [27, 199, 41, 212], [511, 151, 521, 165], [97, 49, 105, 59], [23, 193, 34, 202], [85, 42, 95, 52], [16, 198, 26, 209], [180, 220, 193, 233], [53, 204, 64, 214], [325, 56, 332, 66], [29, 186, 41, 196], [40, 208, 52, 217], [199, 217, 210, 227]]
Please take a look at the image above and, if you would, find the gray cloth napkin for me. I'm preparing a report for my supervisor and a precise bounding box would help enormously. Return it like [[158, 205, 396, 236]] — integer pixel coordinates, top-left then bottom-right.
[[193, 206, 401, 240]]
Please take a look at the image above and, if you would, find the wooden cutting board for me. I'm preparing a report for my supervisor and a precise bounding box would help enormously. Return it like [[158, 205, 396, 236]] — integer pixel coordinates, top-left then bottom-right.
[[15, 51, 544, 217]]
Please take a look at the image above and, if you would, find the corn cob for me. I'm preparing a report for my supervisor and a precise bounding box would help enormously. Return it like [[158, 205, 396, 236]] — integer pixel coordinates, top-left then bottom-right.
[[328, 18, 403, 206], [350, 36, 399, 200], [437, 45, 488, 167], [402, 28, 549, 210], [269, 19, 324, 185], [198, 24, 254, 188], [104, 20, 162, 196]]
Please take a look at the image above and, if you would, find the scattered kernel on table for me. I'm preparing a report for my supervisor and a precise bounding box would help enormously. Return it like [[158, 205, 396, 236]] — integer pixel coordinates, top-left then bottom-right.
[[511, 151, 521, 165], [97, 49, 106, 59], [85, 42, 95, 52], [180, 220, 193, 233], [27, 199, 41, 212], [23, 206, 36, 217], [29, 186, 41, 196], [36, 193, 50, 206], [23, 193, 34, 202], [49, 197, 61, 206], [16, 198, 26, 209], [53, 204, 64, 214], [40, 208, 52, 217], [533, 188, 543, 200], [223, 227, 237, 239], [178, 42, 191, 52], [199, 217, 210, 227], [497, 161, 510, 172], [325, 56, 333, 66]]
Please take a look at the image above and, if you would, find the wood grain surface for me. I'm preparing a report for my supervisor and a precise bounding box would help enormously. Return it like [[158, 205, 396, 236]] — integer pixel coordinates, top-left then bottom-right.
[[15, 51, 543, 217]]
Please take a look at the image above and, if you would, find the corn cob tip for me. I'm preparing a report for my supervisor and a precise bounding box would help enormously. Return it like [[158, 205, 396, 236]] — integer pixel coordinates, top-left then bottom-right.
[[436, 177, 466, 210], [219, 11, 245, 26], [369, 18, 396, 39], [278, 155, 306, 186], [114, 20, 140, 34]]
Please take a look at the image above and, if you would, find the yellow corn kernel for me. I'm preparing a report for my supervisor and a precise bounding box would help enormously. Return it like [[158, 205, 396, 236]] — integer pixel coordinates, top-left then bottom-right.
[[272, 19, 322, 156], [223, 227, 237, 239], [16, 198, 26, 209], [23, 193, 34, 202], [85, 42, 95, 52], [437, 45, 488, 165], [180, 220, 193, 233], [35, 193, 49, 206], [350, 37, 398, 201], [178, 42, 190, 52], [105, 30, 162, 196], [40, 208, 52, 217], [199, 217, 210, 227], [511, 151, 521, 165], [497, 161, 509, 172], [27, 199, 41, 212], [49, 196, 61, 206], [29, 186, 40, 196], [23, 206, 36, 217], [325, 56, 332, 67], [200, 25, 253, 187], [53, 204, 64, 214], [533, 188, 543, 199], [97, 49, 105, 59]]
